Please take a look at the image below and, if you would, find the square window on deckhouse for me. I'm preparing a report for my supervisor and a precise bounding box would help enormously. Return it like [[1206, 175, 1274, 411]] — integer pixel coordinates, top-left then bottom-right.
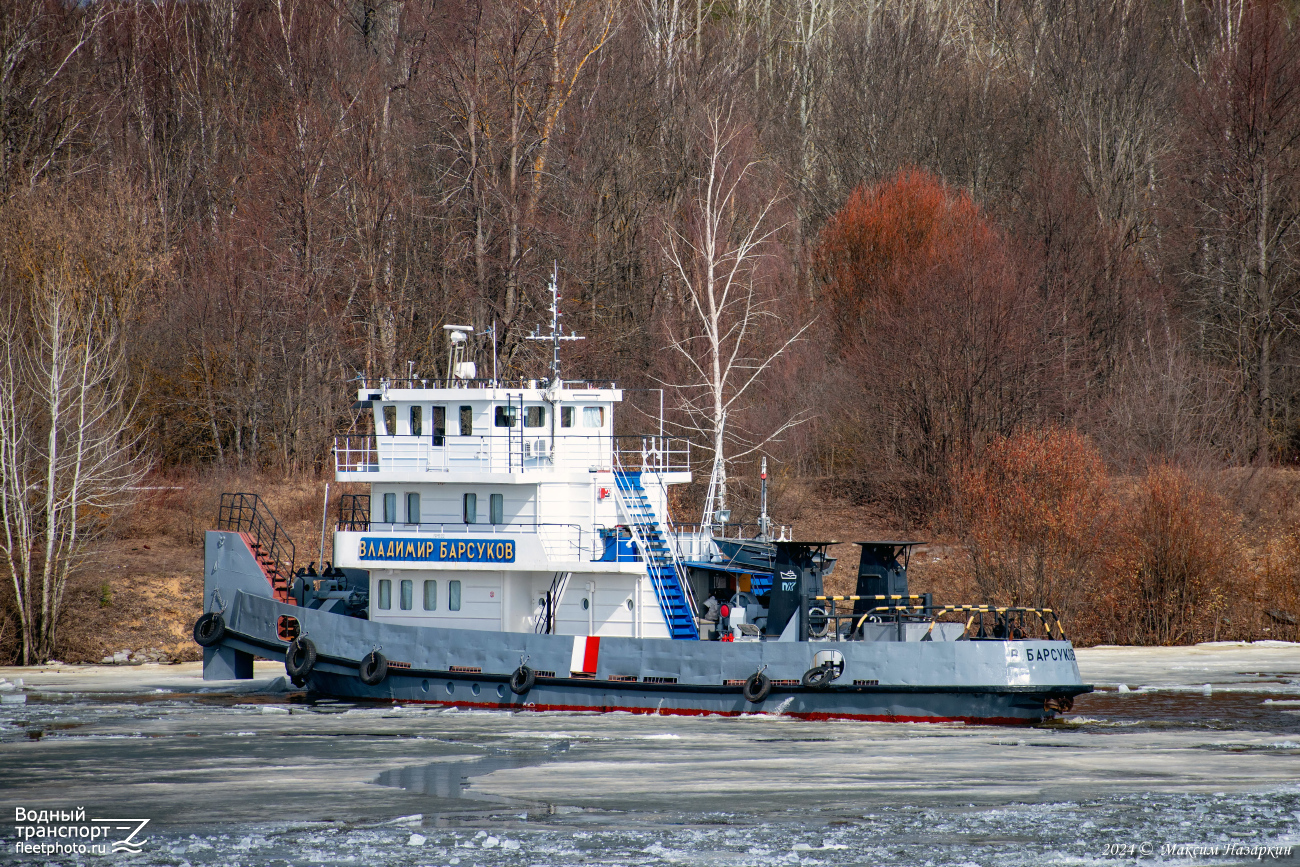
[[410, 405, 422, 436], [382, 405, 396, 435], [495, 405, 517, 427], [525, 406, 546, 427], [582, 406, 604, 428], [459, 406, 473, 435], [561, 406, 575, 427]]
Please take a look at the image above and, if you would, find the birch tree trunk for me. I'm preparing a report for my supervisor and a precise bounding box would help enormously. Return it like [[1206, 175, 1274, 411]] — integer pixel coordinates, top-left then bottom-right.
[[0, 238, 148, 665], [661, 105, 810, 523]]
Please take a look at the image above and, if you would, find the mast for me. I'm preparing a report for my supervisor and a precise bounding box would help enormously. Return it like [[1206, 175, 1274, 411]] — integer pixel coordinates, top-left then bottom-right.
[[526, 263, 583, 387]]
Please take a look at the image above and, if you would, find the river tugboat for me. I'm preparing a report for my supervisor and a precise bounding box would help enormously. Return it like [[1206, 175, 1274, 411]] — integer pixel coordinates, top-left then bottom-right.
[[193, 280, 1090, 723]]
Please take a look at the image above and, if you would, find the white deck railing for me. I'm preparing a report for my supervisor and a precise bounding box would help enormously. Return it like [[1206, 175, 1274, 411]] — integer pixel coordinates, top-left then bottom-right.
[[335, 434, 690, 476]]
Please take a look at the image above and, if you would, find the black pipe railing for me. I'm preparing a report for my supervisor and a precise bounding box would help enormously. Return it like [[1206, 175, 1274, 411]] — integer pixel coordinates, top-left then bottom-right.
[[809, 595, 1067, 641], [216, 492, 296, 577]]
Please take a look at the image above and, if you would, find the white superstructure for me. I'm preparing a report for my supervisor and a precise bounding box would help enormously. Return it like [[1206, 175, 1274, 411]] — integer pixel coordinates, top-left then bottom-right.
[[331, 374, 699, 640]]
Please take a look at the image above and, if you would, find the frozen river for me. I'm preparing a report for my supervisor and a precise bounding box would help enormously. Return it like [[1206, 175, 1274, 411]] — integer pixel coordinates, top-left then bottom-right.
[[2, 642, 1299, 866]]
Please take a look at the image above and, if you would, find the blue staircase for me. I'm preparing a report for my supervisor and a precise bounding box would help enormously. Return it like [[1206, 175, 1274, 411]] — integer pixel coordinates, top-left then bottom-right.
[[615, 470, 699, 640]]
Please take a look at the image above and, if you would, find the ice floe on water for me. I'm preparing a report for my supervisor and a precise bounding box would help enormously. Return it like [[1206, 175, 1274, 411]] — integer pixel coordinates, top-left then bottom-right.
[[0, 648, 1298, 865]]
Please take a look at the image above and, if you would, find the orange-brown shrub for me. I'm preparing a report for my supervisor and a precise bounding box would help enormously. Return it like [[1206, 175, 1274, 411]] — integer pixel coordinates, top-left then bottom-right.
[[955, 428, 1112, 626], [1099, 465, 1238, 645]]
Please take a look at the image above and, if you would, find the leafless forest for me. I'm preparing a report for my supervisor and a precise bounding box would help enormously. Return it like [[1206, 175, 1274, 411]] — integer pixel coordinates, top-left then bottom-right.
[[1, 0, 1300, 657]]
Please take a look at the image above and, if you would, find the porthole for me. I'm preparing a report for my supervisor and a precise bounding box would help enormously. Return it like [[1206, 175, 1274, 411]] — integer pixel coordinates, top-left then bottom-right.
[[496, 684, 506, 698], [471, 683, 481, 696], [445, 681, 455, 695], [421, 679, 430, 693], [582, 598, 590, 610], [627, 599, 634, 611]]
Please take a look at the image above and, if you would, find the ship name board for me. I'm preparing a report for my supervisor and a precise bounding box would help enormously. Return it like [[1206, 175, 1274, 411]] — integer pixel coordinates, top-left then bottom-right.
[[358, 537, 515, 563]]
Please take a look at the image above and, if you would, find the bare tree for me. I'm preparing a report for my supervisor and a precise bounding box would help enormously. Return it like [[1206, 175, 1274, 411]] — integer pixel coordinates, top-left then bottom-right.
[[0, 271, 147, 665], [660, 106, 809, 521], [1178, 1, 1300, 462]]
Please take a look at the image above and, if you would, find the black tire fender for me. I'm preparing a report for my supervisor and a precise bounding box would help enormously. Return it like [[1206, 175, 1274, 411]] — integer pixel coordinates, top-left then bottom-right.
[[742, 671, 771, 703], [285, 637, 317, 679], [359, 650, 388, 686], [193, 612, 226, 647], [801, 663, 836, 689], [509, 664, 536, 695]]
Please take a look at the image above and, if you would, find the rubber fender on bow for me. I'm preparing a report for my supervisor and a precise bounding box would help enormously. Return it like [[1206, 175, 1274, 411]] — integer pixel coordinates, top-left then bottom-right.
[[359, 650, 388, 686], [742, 671, 772, 703], [193, 612, 226, 647], [509, 664, 536, 695], [285, 636, 317, 679], [801, 662, 837, 689]]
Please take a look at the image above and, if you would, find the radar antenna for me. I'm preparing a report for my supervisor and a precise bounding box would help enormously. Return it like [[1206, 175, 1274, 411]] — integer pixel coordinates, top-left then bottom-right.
[[526, 263, 584, 386]]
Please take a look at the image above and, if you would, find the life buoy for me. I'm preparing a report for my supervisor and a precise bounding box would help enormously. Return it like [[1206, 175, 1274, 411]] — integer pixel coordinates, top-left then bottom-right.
[[801, 662, 837, 689], [359, 650, 388, 686], [509, 664, 536, 695], [742, 671, 771, 703], [193, 612, 226, 647], [285, 637, 317, 679]]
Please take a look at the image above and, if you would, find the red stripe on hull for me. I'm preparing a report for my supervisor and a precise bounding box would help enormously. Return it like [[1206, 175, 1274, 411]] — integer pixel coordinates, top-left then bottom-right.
[[338, 695, 1040, 726]]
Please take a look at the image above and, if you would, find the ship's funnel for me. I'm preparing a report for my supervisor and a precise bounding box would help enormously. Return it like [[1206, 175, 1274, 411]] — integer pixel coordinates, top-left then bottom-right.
[[767, 541, 835, 640], [852, 541, 923, 619]]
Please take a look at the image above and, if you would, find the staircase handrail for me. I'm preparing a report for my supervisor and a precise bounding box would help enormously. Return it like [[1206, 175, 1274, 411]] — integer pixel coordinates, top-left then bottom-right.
[[637, 462, 700, 623], [216, 492, 296, 577], [609, 460, 676, 629], [611, 454, 698, 638]]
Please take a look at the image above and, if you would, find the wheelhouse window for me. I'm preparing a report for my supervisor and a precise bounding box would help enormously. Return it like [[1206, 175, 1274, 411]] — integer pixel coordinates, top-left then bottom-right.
[[582, 406, 604, 428], [382, 405, 396, 435], [561, 406, 575, 428], [525, 406, 546, 427], [494, 405, 517, 427], [449, 580, 462, 611], [423, 580, 437, 611], [489, 493, 504, 525], [382, 492, 396, 524], [410, 405, 423, 436], [406, 492, 420, 524], [377, 579, 392, 610], [432, 406, 446, 446], [459, 405, 473, 435], [463, 492, 477, 524], [400, 579, 413, 610]]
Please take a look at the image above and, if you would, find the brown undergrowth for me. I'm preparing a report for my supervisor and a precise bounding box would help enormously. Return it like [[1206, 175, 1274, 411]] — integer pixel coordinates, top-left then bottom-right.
[[0, 469, 363, 664], [4, 459, 1298, 664]]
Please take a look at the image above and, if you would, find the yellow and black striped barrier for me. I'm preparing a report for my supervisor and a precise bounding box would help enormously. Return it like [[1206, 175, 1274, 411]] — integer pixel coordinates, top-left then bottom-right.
[[809, 596, 1067, 641]]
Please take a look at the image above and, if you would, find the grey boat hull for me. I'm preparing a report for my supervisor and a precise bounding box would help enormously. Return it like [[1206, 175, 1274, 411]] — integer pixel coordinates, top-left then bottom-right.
[[202, 532, 1090, 725]]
